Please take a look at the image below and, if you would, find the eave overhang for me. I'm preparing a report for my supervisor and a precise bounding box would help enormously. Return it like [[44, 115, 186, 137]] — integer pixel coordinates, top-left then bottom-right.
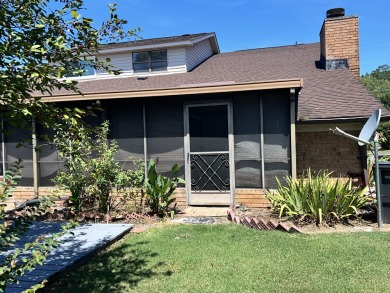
[[40, 78, 303, 102]]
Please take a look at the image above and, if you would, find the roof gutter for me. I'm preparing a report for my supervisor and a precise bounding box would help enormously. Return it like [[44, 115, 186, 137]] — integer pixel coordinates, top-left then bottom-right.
[[40, 78, 303, 102], [297, 114, 390, 124]]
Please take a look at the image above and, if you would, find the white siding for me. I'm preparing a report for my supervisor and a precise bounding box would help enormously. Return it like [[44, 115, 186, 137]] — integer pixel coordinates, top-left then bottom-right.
[[96, 53, 133, 75], [186, 39, 213, 71], [167, 47, 187, 73], [72, 40, 214, 80]]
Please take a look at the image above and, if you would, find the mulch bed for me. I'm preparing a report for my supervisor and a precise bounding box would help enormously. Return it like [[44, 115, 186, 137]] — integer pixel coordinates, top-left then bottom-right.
[[28, 204, 388, 234]]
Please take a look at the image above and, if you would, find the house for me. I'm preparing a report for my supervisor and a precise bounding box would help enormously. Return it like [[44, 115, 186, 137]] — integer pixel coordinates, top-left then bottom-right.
[[3, 8, 390, 209]]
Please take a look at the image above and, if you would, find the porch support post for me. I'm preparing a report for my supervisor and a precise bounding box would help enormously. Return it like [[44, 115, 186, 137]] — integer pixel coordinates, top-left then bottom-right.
[[259, 93, 265, 188], [228, 99, 235, 207], [143, 100, 148, 180], [32, 118, 39, 197], [290, 88, 297, 179]]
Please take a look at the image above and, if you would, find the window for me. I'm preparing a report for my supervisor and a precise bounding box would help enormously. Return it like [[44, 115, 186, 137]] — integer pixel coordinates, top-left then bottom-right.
[[133, 50, 167, 73], [66, 60, 95, 77]]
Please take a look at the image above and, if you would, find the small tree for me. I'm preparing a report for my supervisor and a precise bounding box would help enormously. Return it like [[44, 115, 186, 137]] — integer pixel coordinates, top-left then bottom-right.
[[361, 64, 390, 149], [53, 121, 145, 215], [0, 0, 139, 290]]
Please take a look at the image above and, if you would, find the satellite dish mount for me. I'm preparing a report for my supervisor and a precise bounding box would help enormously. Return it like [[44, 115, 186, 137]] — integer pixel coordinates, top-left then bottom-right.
[[332, 109, 382, 227]]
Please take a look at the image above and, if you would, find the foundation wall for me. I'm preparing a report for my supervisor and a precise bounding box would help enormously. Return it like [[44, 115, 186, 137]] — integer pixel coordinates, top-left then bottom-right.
[[5, 187, 272, 211]]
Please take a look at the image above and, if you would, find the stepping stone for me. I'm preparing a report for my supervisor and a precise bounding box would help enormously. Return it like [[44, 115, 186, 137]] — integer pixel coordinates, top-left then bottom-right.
[[181, 217, 215, 224]]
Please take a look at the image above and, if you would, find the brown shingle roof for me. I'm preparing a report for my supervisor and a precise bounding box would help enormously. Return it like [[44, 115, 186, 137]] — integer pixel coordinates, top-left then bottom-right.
[[47, 42, 390, 122]]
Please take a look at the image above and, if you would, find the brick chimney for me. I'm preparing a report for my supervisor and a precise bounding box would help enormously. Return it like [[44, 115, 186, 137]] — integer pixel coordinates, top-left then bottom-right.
[[320, 8, 360, 79]]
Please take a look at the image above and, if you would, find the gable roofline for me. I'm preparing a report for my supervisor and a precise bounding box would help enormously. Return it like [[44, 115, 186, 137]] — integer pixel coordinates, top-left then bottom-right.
[[41, 78, 303, 102], [98, 32, 219, 54]]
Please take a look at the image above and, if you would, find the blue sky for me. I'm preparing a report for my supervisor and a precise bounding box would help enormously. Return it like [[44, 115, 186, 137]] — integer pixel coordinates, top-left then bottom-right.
[[80, 0, 390, 75]]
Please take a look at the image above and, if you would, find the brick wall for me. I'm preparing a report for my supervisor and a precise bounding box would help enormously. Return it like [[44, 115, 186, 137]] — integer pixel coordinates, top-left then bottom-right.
[[5, 187, 71, 210], [296, 131, 362, 177], [6, 187, 272, 210], [235, 189, 269, 208], [172, 188, 187, 210], [173, 188, 270, 209], [320, 16, 360, 79]]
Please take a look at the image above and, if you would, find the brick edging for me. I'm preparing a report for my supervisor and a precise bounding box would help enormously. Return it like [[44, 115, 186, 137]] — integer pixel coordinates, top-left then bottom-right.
[[227, 209, 303, 233]]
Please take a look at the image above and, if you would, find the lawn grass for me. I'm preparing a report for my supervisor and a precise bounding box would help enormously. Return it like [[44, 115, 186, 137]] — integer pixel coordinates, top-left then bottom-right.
[[44, 224, 390, 293]]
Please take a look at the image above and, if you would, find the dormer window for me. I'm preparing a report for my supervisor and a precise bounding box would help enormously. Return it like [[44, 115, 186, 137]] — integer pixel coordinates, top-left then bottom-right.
[[132, 50, 167, 73], [66, 60, 95, 77]]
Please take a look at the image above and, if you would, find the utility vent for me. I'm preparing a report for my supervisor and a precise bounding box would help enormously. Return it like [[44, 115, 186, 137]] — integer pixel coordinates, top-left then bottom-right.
[[326, 8, 345, 18]]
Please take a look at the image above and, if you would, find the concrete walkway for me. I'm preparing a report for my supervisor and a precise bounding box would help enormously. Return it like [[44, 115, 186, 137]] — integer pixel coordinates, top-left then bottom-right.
[[2, 222, 133, 293]]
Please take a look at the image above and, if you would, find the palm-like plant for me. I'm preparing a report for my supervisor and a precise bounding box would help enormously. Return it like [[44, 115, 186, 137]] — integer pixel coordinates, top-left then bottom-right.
[[266, 169, 371, 225]]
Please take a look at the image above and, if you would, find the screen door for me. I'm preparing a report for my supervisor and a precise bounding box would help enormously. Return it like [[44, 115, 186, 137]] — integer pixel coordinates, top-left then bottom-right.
[[185, 103, 233, 205]]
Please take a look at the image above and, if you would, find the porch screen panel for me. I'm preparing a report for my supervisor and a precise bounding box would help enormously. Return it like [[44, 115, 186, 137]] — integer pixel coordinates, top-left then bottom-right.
[[4, 122, 33, 186], [107, 99, 144, 170], [263, 90, 291, 188], [233, 93, 262, 188], [37, 101, 104, 186], [146, 97, 184, 177], [36, 123, 62, 186]]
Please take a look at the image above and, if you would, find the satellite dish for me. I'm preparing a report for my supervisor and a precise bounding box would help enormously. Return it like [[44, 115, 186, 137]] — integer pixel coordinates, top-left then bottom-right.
[[358, 109, 381, 146], [331, 109, 383, 228]]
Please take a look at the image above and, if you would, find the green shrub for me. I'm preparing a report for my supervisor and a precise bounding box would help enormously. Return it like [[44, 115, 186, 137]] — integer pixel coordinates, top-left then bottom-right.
[[266, 169, 371, 225], [146, 159, 185, 217], [53, 121, 144, 215]]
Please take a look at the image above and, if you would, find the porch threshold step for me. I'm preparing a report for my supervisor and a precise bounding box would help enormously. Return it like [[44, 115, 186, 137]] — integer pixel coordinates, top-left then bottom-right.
[[182, 207, 229, 217], [189, 193, 231, 206]]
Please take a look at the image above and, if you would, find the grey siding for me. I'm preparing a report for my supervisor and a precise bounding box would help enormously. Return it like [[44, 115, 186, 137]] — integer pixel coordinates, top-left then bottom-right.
[[186, 39, 213, 71]]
